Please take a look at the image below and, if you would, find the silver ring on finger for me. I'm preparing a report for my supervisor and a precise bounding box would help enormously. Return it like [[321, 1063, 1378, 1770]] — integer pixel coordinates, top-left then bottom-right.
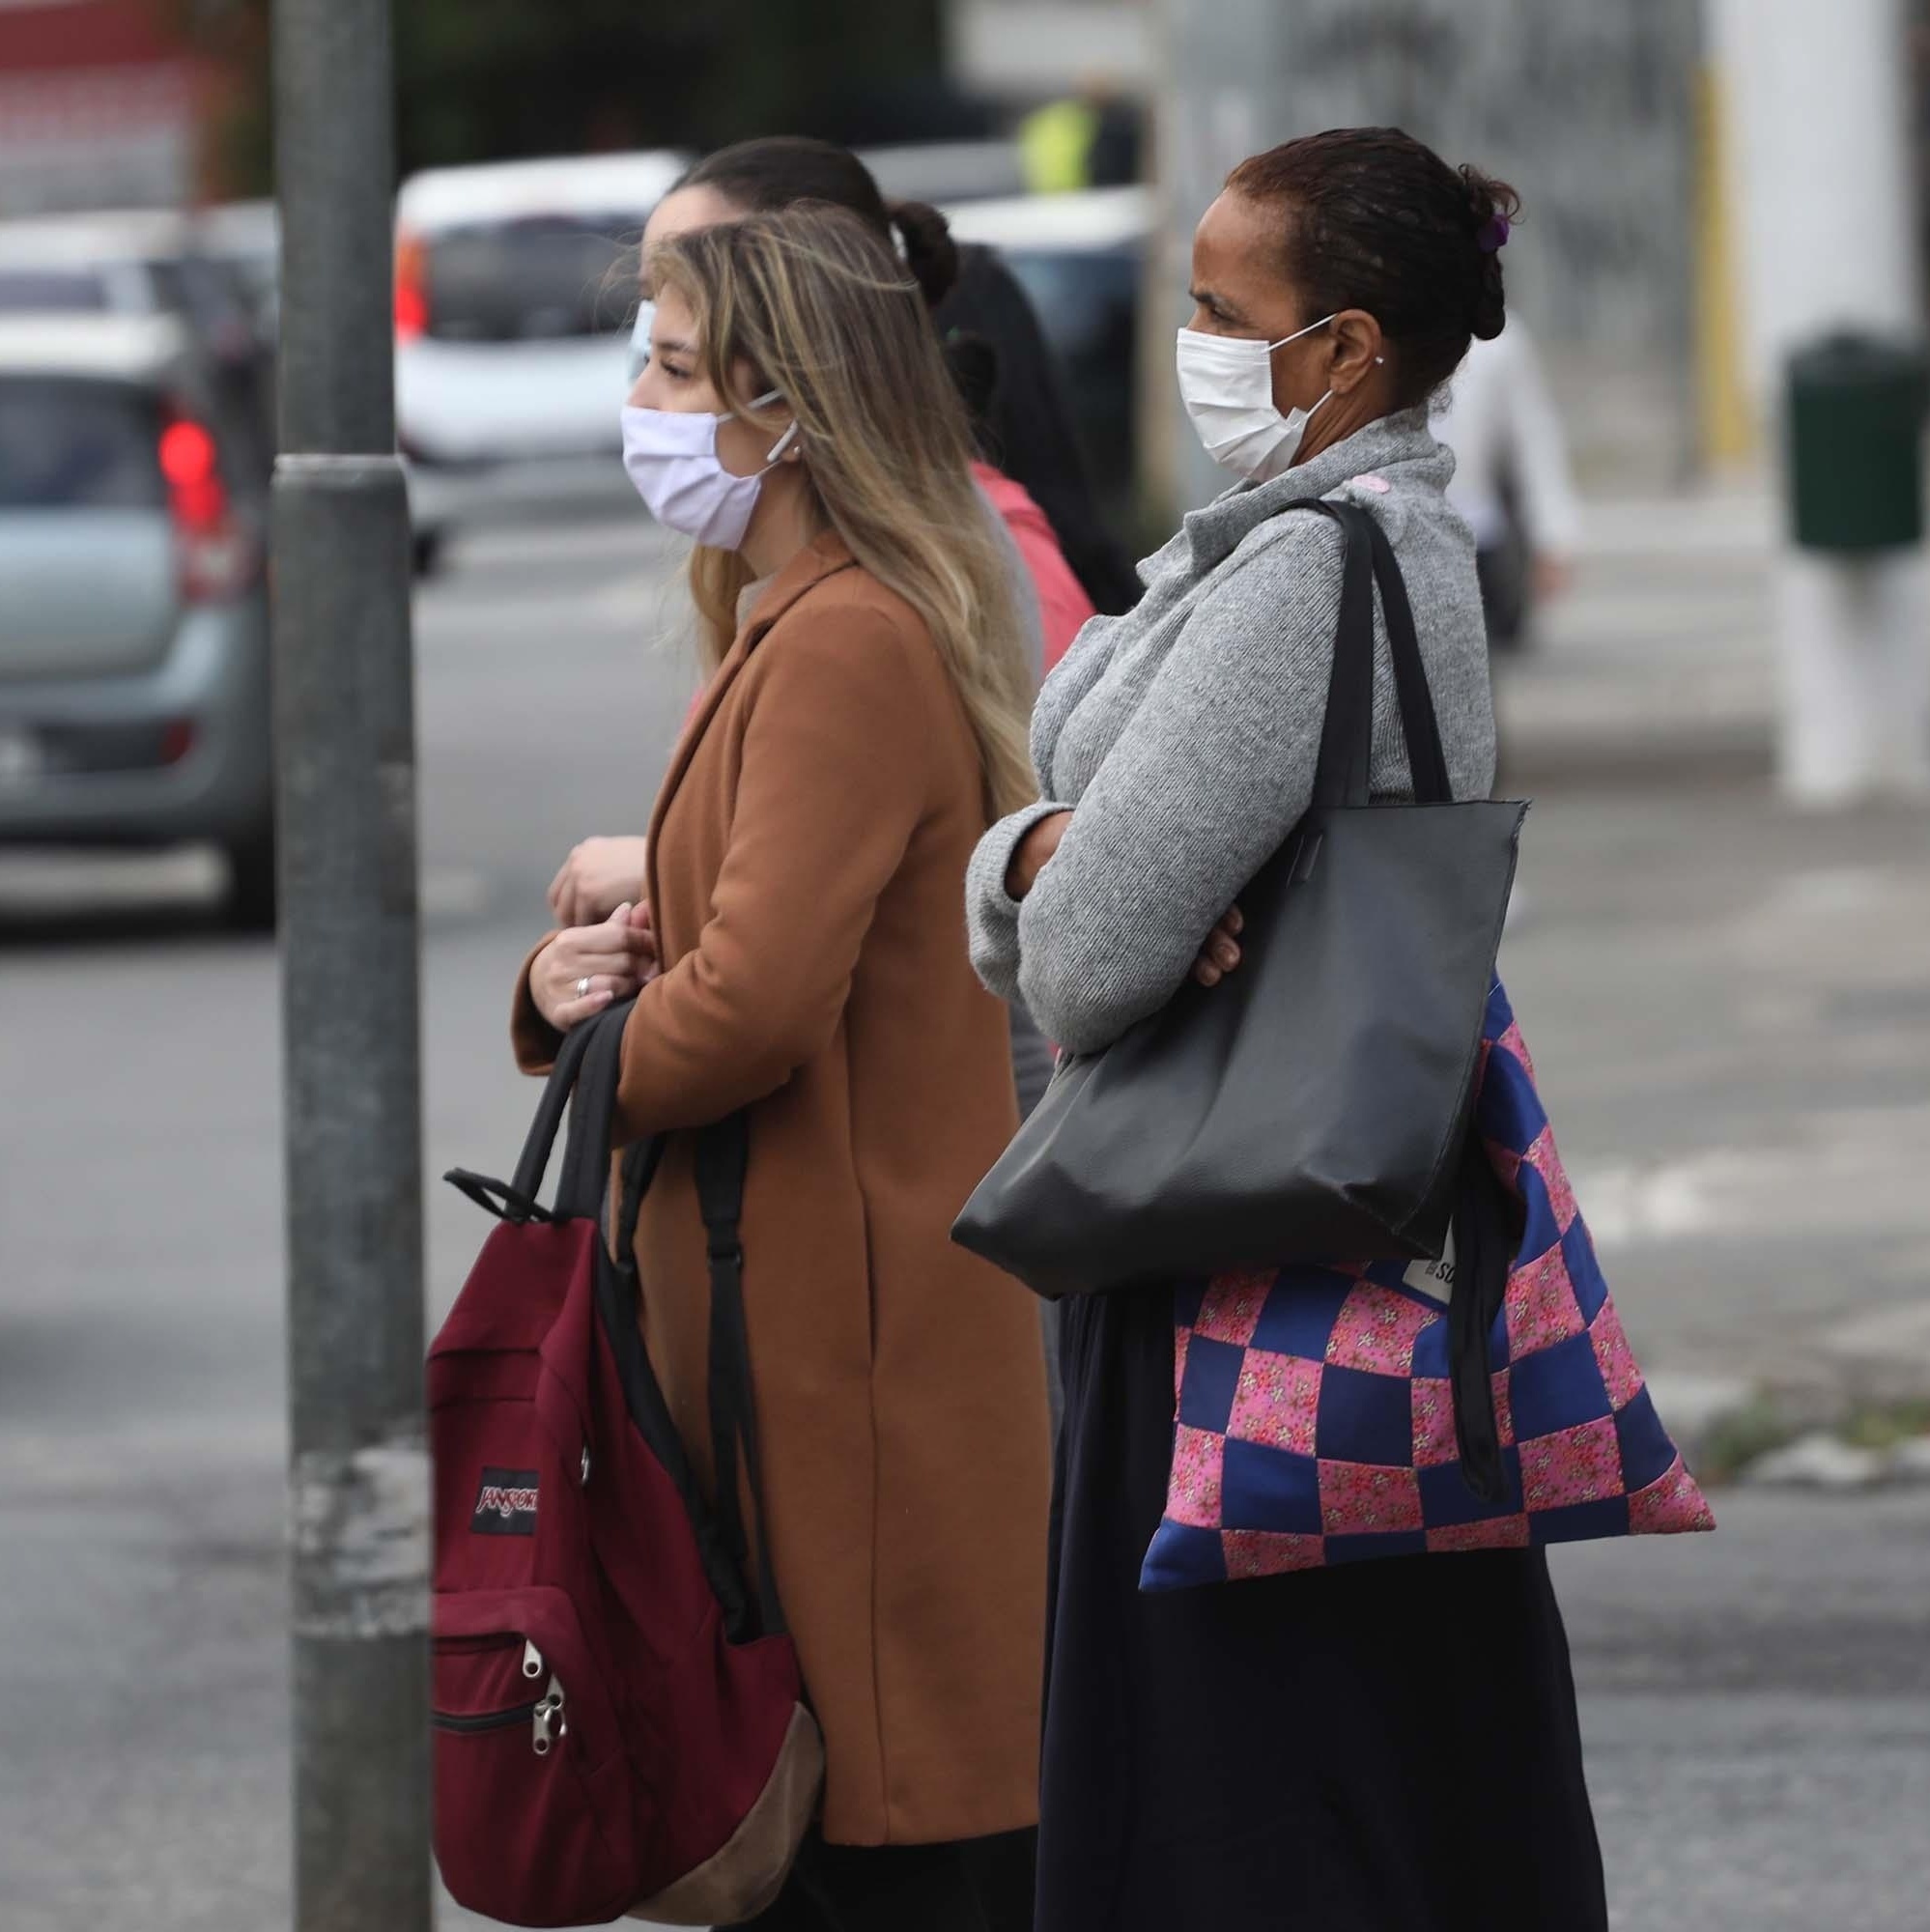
[[576, 977, 592, 998]]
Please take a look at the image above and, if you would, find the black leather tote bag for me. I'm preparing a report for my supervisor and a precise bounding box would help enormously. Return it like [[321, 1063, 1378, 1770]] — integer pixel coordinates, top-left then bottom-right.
[[952, 500, 1529, 1299]]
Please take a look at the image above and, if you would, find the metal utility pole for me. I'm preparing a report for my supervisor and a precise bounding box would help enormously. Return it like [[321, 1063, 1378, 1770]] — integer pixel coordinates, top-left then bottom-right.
[[1710, 0, 1929, 803], [272, 0, 430, 1925]]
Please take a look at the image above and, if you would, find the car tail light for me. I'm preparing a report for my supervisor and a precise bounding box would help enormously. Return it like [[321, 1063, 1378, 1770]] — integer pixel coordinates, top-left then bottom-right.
[[160, 413, 251, 604], [395, 231, 429, 340]]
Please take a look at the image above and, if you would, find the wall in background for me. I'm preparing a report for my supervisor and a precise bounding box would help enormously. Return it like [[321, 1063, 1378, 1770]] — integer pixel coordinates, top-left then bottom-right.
[[1202, 0, 1703, 487]]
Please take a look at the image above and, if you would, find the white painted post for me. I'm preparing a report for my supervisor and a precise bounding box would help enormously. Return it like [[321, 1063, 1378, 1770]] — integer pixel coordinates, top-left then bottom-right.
[[1779, 552, 1930, 803], [1709, 0, 1930, 803]]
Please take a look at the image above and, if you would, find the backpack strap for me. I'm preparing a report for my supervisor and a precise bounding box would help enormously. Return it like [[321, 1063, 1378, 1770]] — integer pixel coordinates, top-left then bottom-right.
[[553, 999, 635, 1219], [600, 1134, 764, 1646], [695, 1114, 787, 1639], [557, 1013, 783, 1638], [445, 1002, 616, 1225]]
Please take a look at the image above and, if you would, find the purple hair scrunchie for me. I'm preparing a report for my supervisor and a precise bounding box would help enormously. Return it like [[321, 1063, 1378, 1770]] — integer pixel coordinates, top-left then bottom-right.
[[1477, 214, 1512, 254]]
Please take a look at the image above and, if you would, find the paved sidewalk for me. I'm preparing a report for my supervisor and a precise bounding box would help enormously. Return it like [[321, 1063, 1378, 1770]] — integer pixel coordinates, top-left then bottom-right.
[[1497, 485, 1779, 781], [1503, 785, 1930, 1410], [1490, 480, 1930, 1419]]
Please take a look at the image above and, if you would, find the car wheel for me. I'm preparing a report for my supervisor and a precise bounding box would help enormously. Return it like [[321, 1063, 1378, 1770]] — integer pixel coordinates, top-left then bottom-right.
[[226, 823, 278, 931], [412, 527, 445, 579]]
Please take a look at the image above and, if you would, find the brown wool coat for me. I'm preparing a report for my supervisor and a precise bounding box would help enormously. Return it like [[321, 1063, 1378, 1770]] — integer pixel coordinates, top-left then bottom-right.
[[514, 532, 1051, 1847]]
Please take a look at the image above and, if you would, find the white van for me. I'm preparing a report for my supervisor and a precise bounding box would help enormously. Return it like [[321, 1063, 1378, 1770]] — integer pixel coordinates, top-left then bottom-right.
[[393, 150, 689, 568]]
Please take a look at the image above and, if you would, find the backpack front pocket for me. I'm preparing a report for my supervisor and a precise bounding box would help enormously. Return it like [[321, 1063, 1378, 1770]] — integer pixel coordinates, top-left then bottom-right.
[[431, 1589, 636, 1927]]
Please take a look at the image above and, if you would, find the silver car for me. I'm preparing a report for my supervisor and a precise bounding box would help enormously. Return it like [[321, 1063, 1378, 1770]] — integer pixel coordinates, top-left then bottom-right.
[[0, 314, 275, 924], [0, 210, 275, 478], [393, 150, 688, 572]]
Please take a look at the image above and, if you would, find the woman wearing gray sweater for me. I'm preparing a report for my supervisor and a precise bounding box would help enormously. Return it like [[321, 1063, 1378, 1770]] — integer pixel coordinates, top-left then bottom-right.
[[966, 129, 1607, 1930]]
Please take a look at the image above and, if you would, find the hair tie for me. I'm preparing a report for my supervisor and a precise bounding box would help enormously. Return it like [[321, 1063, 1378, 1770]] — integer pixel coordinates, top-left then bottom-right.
[[1477, 214, 1511, 254]]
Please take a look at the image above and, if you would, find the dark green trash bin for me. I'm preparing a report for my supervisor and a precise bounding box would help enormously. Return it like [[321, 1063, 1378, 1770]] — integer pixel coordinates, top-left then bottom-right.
[[1787, 331, 1930, 552]]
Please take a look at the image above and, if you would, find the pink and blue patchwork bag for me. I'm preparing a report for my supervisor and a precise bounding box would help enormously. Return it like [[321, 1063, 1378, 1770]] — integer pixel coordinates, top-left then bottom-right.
[[1143, 981, 1715, 1589]]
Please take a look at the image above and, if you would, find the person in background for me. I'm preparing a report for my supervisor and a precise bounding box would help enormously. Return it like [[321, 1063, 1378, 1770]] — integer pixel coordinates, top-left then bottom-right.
[[1018, 75, 1143, 195], [946, 329, 1096, 671], [1435, 313, 1580, 651], [944, 326, 1091, 1148], [624, 137, 1136, 618], [575, 138, 1083, 1428], [517, 205, 1050, 1930], [559, 134, 1107, 929], [937, 244, 1144, 617], [966, 128, 1606, 1930]]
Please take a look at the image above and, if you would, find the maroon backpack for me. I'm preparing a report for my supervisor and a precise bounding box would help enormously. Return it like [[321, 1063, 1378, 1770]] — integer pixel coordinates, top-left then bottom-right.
[[429, 1002, 822, 1927]]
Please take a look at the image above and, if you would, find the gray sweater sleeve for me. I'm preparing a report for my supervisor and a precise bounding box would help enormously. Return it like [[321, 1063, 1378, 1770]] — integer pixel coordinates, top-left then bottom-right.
[[965, 798, 1069, 1003], [963, 605, 1131, 1003], [1003, 519, 1347, 1054]]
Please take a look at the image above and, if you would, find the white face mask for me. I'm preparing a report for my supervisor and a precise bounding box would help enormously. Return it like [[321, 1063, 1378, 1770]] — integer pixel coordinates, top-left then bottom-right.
[[625, 299, 656, 385], [619, 389, 800, 550], [1177, 315, 1337, 482]]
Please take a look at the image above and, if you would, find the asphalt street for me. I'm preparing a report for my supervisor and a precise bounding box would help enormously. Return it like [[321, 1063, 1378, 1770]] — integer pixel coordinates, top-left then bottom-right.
[[2, 510, 1927, 1930]]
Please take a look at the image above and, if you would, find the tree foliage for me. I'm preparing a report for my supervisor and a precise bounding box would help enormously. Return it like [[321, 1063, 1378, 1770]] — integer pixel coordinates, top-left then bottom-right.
[[180, 0, 961, 196]]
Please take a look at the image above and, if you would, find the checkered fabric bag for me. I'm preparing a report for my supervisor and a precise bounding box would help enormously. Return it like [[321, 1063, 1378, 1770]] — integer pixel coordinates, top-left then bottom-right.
[[1142, 981, 1715, 1589]]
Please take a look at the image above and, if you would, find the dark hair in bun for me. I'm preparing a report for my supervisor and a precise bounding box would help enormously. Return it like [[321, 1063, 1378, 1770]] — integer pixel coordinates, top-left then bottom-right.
[[1461, 164, 1518, 345], [1227, 127, 1522, 407], [889, 198, 962, 309], [675, 136, 959, 310]]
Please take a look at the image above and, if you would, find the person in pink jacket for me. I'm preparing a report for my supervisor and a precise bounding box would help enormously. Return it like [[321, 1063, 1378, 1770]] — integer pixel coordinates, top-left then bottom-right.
[[978, 462, 1095, 672], [944, 327, 1098, 673]]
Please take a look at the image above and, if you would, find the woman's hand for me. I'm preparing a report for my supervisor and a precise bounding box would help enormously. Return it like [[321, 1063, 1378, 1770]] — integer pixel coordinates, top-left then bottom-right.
[[1006, 810, 1073, 900], [1192, 905, 1243, 988], [548, 835, 651, 928], [1533, 551, 1575, 602], [530, 902, 659, 1033]]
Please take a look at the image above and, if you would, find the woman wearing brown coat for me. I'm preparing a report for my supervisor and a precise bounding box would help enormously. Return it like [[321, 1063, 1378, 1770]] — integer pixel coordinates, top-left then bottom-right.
[[510, 207, 1050, 1930]]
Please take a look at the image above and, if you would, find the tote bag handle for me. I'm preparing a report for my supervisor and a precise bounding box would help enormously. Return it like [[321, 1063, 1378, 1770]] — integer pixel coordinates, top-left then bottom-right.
[[1299, 498, 1454, 812]]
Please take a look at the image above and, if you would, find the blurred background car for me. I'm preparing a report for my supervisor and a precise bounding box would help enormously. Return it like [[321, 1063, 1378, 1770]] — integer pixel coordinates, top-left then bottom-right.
[[0, 209, 275, 482], [860, 138, 1026, 204], [393, 149, 689, 576], [0, 311, 275, 925], [193, 198, 282, 352]]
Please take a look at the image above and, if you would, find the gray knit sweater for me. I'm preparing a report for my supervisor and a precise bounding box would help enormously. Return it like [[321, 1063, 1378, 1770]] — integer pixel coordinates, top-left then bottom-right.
[[965, 408, 1497, 1055]]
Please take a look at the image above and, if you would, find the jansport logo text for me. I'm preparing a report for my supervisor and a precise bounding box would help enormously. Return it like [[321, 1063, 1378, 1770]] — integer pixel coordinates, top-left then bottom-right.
[[470, 1466, 540, 1536]]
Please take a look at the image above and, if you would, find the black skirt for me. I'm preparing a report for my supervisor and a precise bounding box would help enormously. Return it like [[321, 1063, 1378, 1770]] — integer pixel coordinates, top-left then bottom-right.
[[1037, 1288, 1609, 1932]]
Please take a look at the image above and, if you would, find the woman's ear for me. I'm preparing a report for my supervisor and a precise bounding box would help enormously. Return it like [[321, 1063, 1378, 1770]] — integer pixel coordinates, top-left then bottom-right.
[[1327, 309, 1385, 393]]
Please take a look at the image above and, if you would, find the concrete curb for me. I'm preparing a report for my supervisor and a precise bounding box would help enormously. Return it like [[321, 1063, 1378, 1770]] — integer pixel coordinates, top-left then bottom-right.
[[1742, 1430, 1930, 1492], [1499, 724, 1773, 792]]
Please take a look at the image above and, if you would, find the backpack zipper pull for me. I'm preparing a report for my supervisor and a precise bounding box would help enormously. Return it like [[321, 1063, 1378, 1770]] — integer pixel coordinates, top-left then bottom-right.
[[531, 1673, 566, 1756], [521, 1639, 543, 1682]]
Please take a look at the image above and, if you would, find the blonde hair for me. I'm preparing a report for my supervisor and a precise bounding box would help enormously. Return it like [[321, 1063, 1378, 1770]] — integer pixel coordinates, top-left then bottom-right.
[[647, 205, 1037, 820]]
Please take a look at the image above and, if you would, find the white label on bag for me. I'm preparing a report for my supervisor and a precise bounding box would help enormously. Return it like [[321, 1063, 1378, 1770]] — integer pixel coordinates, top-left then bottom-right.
[[1403, 1227, 1457, 1305]]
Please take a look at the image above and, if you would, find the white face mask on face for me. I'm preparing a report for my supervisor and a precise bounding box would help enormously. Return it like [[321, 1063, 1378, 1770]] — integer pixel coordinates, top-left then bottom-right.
[[619, 389, 800, 550], [1177, 315, 1337, 482]]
